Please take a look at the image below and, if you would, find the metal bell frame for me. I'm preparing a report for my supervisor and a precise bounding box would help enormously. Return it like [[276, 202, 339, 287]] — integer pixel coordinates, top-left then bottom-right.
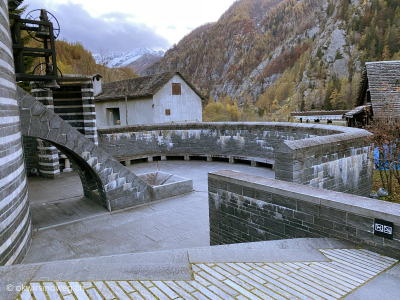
[[9, 7, 61, 89]]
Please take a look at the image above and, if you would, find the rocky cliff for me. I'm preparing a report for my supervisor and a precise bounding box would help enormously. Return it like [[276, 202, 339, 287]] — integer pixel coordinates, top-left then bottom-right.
[[144, 0, 400, 115]]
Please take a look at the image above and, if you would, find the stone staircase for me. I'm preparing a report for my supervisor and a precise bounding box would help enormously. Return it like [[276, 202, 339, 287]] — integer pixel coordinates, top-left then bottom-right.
[[17, 87, 151, 211]]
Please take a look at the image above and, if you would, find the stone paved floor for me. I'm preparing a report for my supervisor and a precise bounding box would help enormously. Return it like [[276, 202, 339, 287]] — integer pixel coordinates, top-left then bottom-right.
[[25, 161, 274, 263], [28, 172, 84, 205], [30, 197, 108, 230], [28, 161, 274, 230], [14, 249, 398, 300]]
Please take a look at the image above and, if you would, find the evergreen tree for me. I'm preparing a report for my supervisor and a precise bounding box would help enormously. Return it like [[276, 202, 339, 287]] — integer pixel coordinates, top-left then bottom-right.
[[382, 44, 392, 60], [300, 99, 305, 111]]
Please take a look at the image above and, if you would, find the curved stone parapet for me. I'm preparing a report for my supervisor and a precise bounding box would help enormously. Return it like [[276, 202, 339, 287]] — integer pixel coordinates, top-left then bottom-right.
[[0, 0, 31, 266], [98, 122, 373, 196], [17, 88, 151, 211]]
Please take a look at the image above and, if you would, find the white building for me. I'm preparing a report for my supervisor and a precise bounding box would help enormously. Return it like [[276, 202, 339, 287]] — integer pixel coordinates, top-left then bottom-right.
[[95, 72, 204, 126]]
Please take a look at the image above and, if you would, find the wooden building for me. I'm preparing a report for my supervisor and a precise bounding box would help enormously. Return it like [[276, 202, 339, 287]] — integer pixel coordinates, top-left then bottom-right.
[[346, 60, 400, 127]]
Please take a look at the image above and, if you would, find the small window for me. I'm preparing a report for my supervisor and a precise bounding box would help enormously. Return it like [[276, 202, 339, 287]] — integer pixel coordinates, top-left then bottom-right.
[[172, 83, 181, 95], [165, 109, 171, 116], [106, 108, 120, 126]]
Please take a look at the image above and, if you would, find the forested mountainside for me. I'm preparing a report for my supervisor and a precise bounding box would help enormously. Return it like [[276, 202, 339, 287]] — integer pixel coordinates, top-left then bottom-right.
[[55, 40, 138, 83], [144, 0, 400, 121], [21, 38, 137, 91]]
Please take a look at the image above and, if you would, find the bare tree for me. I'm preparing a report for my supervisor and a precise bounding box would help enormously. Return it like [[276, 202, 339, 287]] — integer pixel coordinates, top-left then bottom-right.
[[366, 85, 400, 196]]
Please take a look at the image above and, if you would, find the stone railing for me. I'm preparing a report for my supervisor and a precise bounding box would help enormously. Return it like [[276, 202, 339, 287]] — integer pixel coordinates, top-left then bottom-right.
[[208, 170, 400, 260], [98, 122, 373, 196]]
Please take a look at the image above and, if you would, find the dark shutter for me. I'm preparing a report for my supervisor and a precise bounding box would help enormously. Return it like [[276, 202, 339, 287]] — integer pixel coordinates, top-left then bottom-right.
[[172, 83, 181, 95]]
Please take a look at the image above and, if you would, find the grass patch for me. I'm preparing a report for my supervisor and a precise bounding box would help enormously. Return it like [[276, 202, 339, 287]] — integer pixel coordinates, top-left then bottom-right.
[[372, 170, 400, 204]]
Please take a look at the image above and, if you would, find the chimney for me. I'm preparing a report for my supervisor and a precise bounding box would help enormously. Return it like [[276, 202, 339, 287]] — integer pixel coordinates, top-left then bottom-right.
[[93, 74, 102, 97]]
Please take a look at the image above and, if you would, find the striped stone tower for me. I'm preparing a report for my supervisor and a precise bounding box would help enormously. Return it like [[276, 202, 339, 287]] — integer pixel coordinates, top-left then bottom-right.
[[31, 87, 60, 178], [52, 75, 99, 145], [0, 0, 31, 265], [81, 76, 99, 144]]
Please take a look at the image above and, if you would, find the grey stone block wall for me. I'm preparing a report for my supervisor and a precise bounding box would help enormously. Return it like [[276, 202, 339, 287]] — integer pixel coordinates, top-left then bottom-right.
[[98, 122, 373, 196], [22, 136, 38, 174], [209, 170, 400, 260], [275, 131, 373, 196], [0, 0, 31, 266]]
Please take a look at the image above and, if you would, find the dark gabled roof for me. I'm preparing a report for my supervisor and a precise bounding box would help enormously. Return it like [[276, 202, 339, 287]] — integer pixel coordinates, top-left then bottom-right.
[[95, 71, 205, 101], [364, 61, 400, 116], [355, 67, 368, 107], [344, 104, 371, 118]]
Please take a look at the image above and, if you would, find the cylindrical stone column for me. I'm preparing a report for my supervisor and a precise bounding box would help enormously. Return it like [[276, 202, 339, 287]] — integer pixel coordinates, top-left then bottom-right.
[[0, 0, 31, 265], [30, 87, 60, 178]]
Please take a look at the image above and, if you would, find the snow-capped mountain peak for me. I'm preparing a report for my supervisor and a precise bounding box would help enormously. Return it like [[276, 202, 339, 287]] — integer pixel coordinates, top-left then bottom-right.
[[94, 46, 164, 68]]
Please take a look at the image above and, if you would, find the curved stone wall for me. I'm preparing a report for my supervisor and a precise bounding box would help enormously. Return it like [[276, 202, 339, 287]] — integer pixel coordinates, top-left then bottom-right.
[[0, 0, 31, 265], [98, 122, 373, 196], [98, 123, 339, 161]]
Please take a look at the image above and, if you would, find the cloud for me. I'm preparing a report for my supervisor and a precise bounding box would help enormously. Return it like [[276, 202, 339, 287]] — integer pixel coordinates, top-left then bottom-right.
[[23, 1, 171, 53], [99, 11, 136, 20], [167, 24, 177, 30]]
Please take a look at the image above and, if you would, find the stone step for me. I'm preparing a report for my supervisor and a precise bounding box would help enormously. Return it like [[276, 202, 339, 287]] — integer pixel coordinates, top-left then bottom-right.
[[2, 238, 398, 300], [2, 238, 350, 282]]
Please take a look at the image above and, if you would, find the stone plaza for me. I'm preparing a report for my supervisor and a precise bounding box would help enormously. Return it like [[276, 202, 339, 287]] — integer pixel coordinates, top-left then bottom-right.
[[2, 161, 400, 299], [1, 0, 400, 298]]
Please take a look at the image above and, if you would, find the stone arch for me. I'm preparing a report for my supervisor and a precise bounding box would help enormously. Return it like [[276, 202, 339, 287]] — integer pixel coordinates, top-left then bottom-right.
[[52, 142, 108, 209], [17, 87, 150, 211]]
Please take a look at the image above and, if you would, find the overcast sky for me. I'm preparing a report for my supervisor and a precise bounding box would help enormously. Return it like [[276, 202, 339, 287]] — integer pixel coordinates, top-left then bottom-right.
[[22, 0, 236, 54]]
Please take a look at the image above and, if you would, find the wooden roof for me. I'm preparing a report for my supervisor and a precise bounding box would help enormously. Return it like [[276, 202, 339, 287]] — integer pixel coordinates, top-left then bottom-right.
[[95, 71, 205, 101], [364, 61, 400, 116], [355, 67, 368, 107], [344, 104, 371, 118]]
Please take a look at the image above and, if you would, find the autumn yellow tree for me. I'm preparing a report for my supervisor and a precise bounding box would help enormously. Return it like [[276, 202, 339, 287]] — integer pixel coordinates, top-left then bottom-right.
[[382, 44, 392, 60], [54, 40, 138, 83], [329, 88, 341, 110], [203, 98, 229, 121], [271, 99, 280, 112], [203, 95, 245, 122], [226, 102, 242, 121], [256, 89, 274, 113]]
